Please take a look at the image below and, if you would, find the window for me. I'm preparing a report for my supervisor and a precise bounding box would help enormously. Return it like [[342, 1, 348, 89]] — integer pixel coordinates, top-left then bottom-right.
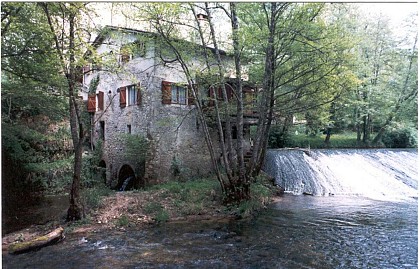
[[162, 81, 194, 105], [99, 121, 105, 141], [132, 40, 146, 58], [171, 84, 187, 105], [127, 124, 131, 134], [127, 85, 138, 105], [119, 41, 146, 64], [97, 91, 104, 110], [207, 84, 234, 107], [119, 83, 141, 108], [120, 44, 132, 64]]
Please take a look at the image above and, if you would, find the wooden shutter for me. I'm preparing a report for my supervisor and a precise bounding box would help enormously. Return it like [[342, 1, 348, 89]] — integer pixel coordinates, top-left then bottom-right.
[[226, 84, 233, 102], [161, 81, 172, 104], [97, 91, 104, 110], [136, 83, 142, 105], [119, 87, 126, 108], [208, 87, 215, 107], [187, 85, 196, 106], [87, 94, 96, 112], [217, 86, 223, 101]]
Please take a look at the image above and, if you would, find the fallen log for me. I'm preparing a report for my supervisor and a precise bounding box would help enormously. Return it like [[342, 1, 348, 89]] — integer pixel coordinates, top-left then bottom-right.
[[8, 227, 64, 255]]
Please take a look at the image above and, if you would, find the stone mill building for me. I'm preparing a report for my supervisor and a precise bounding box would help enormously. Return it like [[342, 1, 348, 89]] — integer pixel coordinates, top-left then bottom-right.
[[81, 25, 258, 190]]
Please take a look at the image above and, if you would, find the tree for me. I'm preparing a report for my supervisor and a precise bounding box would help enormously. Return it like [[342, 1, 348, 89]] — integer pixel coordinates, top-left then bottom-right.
[[240, 3, 357, 156], [372, 25, 418, 144], [1, 2, 70, 207], [39, 2, 98, 220]]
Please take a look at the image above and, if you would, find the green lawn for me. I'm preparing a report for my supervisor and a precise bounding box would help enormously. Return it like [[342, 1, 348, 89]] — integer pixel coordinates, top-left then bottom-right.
[[284, 131, 362, 149]]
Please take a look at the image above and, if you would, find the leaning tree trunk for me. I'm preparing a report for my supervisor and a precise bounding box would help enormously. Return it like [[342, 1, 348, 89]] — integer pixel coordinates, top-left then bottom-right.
[[8, 227, 65, 254]]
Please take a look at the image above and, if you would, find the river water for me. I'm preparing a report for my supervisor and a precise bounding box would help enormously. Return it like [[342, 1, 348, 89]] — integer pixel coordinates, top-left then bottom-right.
[[2, 149, 418, 268]]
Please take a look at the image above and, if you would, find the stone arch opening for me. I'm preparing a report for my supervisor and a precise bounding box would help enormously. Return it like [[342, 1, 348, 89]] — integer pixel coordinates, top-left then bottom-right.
[[117, 164, 136, 191], [98, 160, 107, 184]]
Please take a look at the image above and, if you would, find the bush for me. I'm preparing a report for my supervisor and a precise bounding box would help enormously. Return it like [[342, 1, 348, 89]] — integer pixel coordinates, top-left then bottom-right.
[[144, 202, 169, 223], [382, 127, 418, 148], [82, 185, 114, 210], [268, 125, 290, 148]]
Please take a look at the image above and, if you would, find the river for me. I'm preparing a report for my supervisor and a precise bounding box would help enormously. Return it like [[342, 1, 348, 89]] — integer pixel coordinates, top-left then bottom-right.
[[2, 149, 418, 268]]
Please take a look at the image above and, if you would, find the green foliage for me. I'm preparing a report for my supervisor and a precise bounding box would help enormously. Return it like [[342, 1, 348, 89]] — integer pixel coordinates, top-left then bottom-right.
[[268, 125, 290, 148], [81, 139, 104, 188], [88, 75, 100, 94], [115, 215, 130, 227], [121, 134, 149, 164], [148, 178, 221, 215], [382, 127, 418, 148], [270, 128, 362, 149], [236, 175, 274, 218], [170, 156, 182, 177], [144, 201, 169, 223], [82, 184, 114, 210]]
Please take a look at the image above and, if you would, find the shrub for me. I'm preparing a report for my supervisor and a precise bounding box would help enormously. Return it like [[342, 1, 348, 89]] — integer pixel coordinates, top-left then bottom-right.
[[116, 215, 130, 227], [268, 125, 290, 148], [82, 184, 113, 210], [144, 201, 169, 223], [382, 127, 418, 148]]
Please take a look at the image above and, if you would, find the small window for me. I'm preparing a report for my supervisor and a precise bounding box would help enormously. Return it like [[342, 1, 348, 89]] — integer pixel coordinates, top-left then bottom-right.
[[120, 41, 146, 64], [127, 124, 131, 134], [171, 84, 187, 105], [232, 126, 238, 139], [120, 83, 141, 108], [99, 121, 105, 141], [132, 40, 146, 58], [127, 85, 137, 105], [120, 44, 132, 64], [97, 91, 104, 110]]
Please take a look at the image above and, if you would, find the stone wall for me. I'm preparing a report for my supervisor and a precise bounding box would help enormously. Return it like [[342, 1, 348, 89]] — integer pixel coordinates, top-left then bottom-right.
[[90, 72, 215, 188]]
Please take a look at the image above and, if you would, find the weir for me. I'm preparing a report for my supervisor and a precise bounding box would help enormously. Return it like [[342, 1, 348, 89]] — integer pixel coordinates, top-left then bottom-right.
[[263, 148, 418, 201]]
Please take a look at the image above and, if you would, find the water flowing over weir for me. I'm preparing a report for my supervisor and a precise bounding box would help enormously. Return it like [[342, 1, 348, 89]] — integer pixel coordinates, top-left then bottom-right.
[[263, 148, 418, 201]]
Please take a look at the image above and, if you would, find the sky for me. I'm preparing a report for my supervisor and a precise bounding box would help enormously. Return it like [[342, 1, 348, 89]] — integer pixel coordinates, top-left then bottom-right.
[[93, 2, 417, 42], [358, 2, 417, 24]]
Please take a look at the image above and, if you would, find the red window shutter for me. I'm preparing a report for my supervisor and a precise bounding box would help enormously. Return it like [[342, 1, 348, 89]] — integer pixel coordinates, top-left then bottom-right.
[[187, 85, 196, 105], [87, 94, 96, 112], [227, 85, 234, 102], [136, 83, 142, 105], [208, 87, 215, 107], [161, 81, 172, 104], [97, 91, 104, 110], [119, 87, 127, 107], [217, 86, 223, 100]]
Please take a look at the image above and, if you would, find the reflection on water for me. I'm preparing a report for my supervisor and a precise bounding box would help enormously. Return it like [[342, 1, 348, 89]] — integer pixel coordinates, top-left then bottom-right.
[[2, 195, 69, 235], [3, 195, 417, 269]]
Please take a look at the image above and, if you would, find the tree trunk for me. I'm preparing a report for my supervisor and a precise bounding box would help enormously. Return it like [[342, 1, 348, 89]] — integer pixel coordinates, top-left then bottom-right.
[[230, 2, 249, 199], [249, 3, 278, 177], [66, 12, 84, 221], [8, 227, 64, 254]]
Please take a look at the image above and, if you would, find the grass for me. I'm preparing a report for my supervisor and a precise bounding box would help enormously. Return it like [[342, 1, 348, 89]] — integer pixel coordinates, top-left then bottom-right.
[[82, 184, 114, 210], [146, 178, 222, 218], [143, 202, 169, 223], [284, 131, 362, 149], [235, 175, 276, 218]]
